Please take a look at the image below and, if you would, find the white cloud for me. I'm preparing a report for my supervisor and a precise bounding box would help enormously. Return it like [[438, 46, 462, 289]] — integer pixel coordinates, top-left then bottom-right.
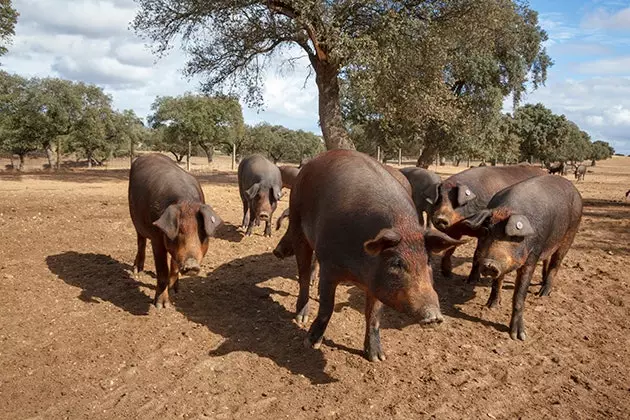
[[578, 56, 630, 74], [583, 7, 630, 30], [522, 77, 630, 153], [2, 0, 322, 135]]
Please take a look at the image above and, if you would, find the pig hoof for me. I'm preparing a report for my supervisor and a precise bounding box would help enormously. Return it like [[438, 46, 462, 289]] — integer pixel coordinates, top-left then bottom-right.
[[304, 336, 322, 349], [537, 285, 551, 297], [295, 314, 309, 325], [366, 349, 386, 362], [509, 328, 527, 341], [486, 297, 501, 309]]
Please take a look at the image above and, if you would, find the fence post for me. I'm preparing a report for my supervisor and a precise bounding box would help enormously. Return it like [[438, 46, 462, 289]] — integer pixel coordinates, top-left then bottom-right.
[[377, 146, 381, 162], [398, 148, 402, 165], [232, 143, 236, 170], [187, 141, 191, 171]]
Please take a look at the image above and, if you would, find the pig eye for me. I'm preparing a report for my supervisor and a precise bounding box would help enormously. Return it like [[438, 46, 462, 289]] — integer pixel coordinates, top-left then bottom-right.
[[390, 256, 406, 270]]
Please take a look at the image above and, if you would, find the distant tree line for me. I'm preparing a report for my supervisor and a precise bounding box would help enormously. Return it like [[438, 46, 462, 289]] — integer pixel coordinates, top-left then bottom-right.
[[350, 102, 614, 167], [0, 71, 148, 170], [0, 73, 323, 170], [146, 94, 324, 164]]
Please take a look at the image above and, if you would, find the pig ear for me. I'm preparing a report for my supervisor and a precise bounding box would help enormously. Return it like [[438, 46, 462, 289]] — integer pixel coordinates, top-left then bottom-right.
[[461, 209, 492, 231], [424, 229, 467, 254], [153, 204, 180, 241], [364, 229, 402, 256], [200, 205, 222, 237], [456, 184, 476, 206], [505, 214, 535, 237], [245, 183, 260, 199], [424, 182, 441, 205]]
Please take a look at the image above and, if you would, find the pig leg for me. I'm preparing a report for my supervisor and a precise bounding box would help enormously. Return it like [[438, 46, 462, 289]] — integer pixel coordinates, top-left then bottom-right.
[[152, 241, 171, 309], [509, 263, 536, 340], [294, 237, 314, 325], [364, 293, 386, 362], [169, 258, 180, 294], [133, 234, 146, 275], [440, 246, 457, 277], [263, 219, 272, 237], [539, 249, 566, 297], [486, 274, 505, 308], [305, 266, 339, 349], [309, 256, 319, 287], [241, 198, 249, 229], [466, 245, 482, 284]]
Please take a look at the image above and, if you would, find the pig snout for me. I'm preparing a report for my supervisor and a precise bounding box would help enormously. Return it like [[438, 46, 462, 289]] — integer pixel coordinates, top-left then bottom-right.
[[258, 211, 270, 221], [180, 258, 201, 275], [433, 215, 450, 230], [480, 259, 501, 278], [418, 306, 444, 325]]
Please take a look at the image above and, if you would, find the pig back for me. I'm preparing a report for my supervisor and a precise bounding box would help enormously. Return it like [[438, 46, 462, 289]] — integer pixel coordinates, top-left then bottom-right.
[[129, 154, 205, 238], [447, 165, 546, 213], [238, 154, 282, 192], [489, 175, 582, 251], [292, 150, 418, 266]]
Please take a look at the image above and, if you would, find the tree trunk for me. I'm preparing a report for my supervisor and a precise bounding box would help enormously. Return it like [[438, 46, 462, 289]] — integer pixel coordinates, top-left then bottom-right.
[[591, 159, 596, 166], [87, 151, 92, 169], [56, 137, 62, 170], [44, 144, 55, 169], [416, 143, 439, 168], [17, 154, 25, 171], [311, 57, 354, 150], [9, 154, 14, 170], [202, 145, 215, 163], [455, 158, 461, 167]]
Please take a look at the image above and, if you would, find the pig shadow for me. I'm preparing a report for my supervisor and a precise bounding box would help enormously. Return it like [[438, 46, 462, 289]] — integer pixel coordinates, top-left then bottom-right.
[[214, 222, 243, 243], [174, 252, 336, 384], [46, 252, 154, 316]]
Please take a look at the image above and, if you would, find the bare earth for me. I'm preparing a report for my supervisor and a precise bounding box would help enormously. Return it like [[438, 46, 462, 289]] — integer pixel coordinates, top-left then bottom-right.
[[0, 155, 628, 419]]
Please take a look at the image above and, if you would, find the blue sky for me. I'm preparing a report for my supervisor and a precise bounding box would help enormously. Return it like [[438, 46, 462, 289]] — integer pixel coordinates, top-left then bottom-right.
[[3, 0, 630, 153]]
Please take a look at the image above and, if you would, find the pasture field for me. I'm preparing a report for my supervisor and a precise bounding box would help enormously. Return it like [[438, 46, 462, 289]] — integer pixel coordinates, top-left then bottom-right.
[[0, 155, 628, 419]]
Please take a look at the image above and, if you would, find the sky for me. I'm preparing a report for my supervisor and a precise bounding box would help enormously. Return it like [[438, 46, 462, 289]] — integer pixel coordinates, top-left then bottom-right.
[[2, 0, 630, 154]]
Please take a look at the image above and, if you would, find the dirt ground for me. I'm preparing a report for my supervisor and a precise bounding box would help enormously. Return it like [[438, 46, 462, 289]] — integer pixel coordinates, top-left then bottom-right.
[[0, 154, 628, 420]]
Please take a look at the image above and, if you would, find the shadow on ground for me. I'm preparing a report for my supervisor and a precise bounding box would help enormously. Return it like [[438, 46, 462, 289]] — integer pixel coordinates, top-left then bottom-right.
[[46, 252, 153, 315], [175, 252, 336, 384]]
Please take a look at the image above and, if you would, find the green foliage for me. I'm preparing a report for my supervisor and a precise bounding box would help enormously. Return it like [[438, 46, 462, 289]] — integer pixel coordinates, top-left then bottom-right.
[[342, 0, 551, 163], [589, 140, 614, 162], [0, 0, 18, 57], [148, 93, 244, 162], [231, 123, 323, 163], [133, 0, 551, 151]]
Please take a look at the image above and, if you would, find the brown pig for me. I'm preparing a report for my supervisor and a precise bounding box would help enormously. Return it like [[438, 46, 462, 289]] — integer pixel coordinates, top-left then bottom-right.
[[238, 154, 283, 237], [129, 154, 222, 308], [274, 150, 464, 361], [278, 165, 300, 190], [462, 175, 582, 340], [429, 165, 546, 282]]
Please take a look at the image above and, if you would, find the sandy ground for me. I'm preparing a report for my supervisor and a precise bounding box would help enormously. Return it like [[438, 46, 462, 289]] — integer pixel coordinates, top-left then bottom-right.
[[0, 154, 628, 419]]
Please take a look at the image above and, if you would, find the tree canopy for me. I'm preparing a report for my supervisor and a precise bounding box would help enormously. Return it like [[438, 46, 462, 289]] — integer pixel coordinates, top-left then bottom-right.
[[133, 0, 551, 152], [0, 0, 18, 58], [148, 93, 245, 162]]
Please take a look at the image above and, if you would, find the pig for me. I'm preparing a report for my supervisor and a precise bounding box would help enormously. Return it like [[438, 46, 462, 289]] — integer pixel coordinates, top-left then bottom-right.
[[574, 164, 587, 181], [273, 150, 464, 361], [429, 165, 546, 283], [129, 154, 222, 308], [462, 175, 582, 340], [238, 154, 283, 237], [399, 167, 441, 226], [279, 165, 300, 190], [547, 162, 564, 175], [383, 164, 413, 196]]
